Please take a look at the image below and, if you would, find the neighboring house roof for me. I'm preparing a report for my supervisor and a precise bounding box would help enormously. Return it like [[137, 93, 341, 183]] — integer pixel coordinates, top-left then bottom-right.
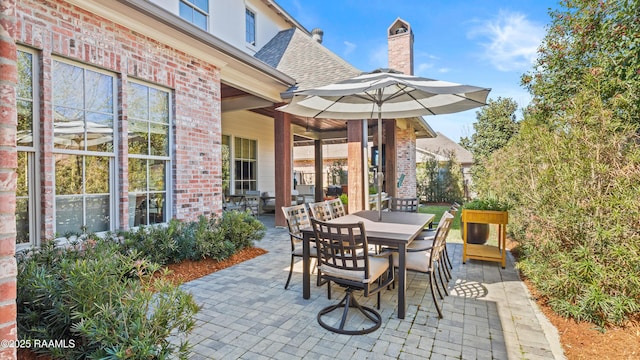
[[255, 28, 361, 92], [416, 132, 474, 164]]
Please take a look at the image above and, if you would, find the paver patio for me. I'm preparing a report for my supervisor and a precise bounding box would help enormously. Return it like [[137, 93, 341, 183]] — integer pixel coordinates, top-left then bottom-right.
[[178, 215, 565, 359]]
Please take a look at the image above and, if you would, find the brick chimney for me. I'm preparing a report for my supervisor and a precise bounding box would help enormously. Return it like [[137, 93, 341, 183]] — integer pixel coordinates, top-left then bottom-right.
[[387, 18, 413, 75]]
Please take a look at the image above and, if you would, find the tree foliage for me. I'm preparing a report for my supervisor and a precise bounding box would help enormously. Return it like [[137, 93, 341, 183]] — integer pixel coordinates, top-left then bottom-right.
[[461, 97, 520, 163], [475, 0, 640, 326], [522, 0, 640, 126]]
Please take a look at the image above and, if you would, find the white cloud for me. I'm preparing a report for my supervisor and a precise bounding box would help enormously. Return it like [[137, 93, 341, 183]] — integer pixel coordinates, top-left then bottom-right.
[[343, 41, 356, 56], [468, 10, 545, 72], [438, 68, 451, 73], [416, 62, 435, 76]]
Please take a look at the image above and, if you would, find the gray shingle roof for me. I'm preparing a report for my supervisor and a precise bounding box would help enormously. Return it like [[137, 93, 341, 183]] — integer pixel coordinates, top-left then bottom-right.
[[255, 28, 361, 92], [416, 132, 474, 164]]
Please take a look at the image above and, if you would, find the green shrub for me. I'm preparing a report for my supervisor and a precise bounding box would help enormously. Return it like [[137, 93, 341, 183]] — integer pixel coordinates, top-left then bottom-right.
[[219, 210, 266, 255], [17, 238, 199, 359], [477, 76, 640, 326], [118, 213, 264, 264]]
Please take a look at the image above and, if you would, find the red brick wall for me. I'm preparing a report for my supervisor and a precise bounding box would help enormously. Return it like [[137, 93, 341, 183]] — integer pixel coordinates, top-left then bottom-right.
[[388, 30, 413, 76], [395, 123, 417, 198], [15, 0, 223, 236], [0, 0, 18, 357]]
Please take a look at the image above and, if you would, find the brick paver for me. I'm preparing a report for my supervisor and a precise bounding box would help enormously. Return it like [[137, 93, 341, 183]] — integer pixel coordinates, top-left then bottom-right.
[[180, 215, 565, 359]]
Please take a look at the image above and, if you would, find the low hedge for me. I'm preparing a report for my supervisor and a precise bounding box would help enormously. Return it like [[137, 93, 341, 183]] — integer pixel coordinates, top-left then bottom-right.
[[17, 210, 266, 359]]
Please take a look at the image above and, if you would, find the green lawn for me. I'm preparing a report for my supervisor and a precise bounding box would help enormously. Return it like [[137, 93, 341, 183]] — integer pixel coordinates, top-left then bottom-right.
[[418, 204, 462, 243], [419, 203, 503, 246]]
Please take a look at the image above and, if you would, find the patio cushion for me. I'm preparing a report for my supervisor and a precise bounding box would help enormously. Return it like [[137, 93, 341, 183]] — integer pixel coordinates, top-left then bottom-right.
[[391, 250, 432, 273], [319, 256, 389, 284]]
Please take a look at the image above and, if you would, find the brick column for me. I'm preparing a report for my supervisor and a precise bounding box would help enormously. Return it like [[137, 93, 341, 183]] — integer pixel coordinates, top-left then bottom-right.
[[395, 120, 417, 198], [0, 0, 18, 358]]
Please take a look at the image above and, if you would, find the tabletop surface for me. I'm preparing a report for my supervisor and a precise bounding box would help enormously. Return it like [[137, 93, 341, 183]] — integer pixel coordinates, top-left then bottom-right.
[[323, 210, 434, 243]]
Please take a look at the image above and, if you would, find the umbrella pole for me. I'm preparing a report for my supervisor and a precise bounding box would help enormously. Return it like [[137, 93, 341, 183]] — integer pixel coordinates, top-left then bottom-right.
[[377, 104, 383, 222]]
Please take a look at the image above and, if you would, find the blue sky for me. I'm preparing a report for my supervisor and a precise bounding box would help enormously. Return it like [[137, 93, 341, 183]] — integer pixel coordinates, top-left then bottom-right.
[[274, 0, 559, 142]]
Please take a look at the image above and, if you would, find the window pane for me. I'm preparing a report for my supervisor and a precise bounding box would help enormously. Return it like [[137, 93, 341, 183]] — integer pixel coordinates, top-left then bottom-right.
[[222, 137, 230, 194], [85, 156, 109, 194], [149, 88, 169, 124], [149, 160, 166, 191], [193, 11, 207, 29], [179, 1, 193, 21], [16, 197, 30, 244], [54, 106, 84, 150], [17, 100, 33, 147], [56, 196, 83, 235], [17, 51, 33, 99], [128, 158, 147, 193], [149, 193, 165, 225], [53, 61, 83, 109], [130, 194, 148, 227], [246, 9, 255, 45], [86, 112, 113, 152], [150, 123, 168, 156], [55, 154, 82, 195], [86, 195, 110, 233], [128, 83, 148, 120], [195, 0, 208, 11], [16, 152, 29, 197], [128, 120, 149, 155], [85, 70, 113, 113]]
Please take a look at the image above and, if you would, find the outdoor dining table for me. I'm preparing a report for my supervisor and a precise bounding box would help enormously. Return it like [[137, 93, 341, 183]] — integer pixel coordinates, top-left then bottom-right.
[[301, 210, 435, 319]]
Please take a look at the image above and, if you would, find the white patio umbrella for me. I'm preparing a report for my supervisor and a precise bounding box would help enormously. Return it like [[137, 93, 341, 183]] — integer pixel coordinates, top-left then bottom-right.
[[277, 68, 490, 220]]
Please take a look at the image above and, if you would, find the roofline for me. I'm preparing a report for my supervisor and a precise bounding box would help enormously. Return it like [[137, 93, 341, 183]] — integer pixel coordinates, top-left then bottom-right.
[[116, 0, 296, 86], [263, 0, 311, 36]]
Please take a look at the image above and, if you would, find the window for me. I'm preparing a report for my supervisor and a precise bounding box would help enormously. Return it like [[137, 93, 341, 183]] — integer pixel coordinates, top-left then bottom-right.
[[127, 82, 171, 227], [222, 135, 230, 194], [234, 137, 257, 193], [53, 60, 115, 235], [180, 0, 208, 30], [16, 49, 38, 247], [245, 8, 256, 46]]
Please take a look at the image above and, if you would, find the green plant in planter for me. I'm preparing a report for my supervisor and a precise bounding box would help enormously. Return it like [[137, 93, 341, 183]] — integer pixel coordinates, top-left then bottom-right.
[[462, 198, 511, 212], [462, 198, 510, 244]]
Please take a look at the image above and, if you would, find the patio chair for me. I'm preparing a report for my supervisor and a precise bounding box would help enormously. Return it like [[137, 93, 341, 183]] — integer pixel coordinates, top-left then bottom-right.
[[281, 204, 322, 290], [326, 198, 346, 218], [311, 218, 394, 335], [389, 212, 454, 318], [308, 201, 333, 221], [416, 206, 459, 271], [428, 202, 460, 229], [389, 197, 419, 212], [244, 190, 261, 216]]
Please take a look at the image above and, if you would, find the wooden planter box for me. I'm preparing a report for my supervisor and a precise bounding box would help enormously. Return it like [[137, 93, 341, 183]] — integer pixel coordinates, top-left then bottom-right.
[[461, 209, 508, 268]]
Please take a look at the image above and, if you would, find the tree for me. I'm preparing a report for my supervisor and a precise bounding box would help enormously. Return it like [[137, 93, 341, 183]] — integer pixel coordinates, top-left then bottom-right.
[[522, 0, 640, 126], [460, 97, 519, 186]]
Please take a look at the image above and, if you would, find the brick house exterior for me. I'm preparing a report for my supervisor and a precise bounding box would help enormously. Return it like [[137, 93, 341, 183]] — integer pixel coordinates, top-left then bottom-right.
[[0, 2, 435, 355], [1, 0, 18, 356]]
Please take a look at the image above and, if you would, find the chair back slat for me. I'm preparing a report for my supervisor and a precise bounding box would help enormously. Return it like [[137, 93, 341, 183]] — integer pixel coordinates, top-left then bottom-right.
[[389, 197, 419, 212], [281, 204, 310, 238], [429, 212, 454, 265], [308, 201, 333, 221], [326, 198, 346, 218], [311, 219, 369, 277]]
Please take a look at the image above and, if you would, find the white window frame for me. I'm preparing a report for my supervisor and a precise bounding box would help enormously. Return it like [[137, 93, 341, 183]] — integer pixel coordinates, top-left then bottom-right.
[[126, 79, 173, 228], [179, 0, 209, 30], [233, 136, 258, 193], [245, 7, 257, 47], [16, 46, 41, 250], [51, 58, 117, 237]]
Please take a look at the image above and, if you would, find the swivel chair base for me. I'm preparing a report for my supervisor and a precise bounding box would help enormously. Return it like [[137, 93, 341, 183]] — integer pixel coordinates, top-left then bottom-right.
[[317, 288, 381, 335]]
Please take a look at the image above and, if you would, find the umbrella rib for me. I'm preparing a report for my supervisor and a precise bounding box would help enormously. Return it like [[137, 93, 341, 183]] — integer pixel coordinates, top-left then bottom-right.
[[399, 86, 437, 116]]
